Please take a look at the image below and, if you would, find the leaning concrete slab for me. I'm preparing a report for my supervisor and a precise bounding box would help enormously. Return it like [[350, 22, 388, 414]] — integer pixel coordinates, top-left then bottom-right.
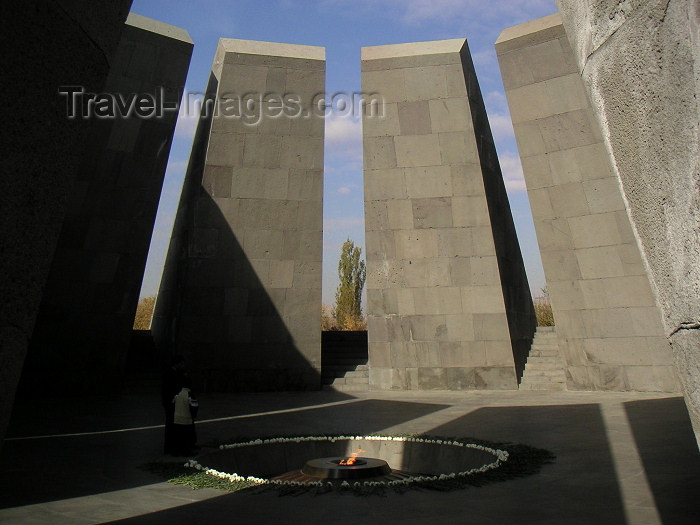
[[18, 13, 193, 398], [496, 14, 679, 393], [361, 39, 536, 391], [0, 0, 133, 450], [555, 0, 700, 446], [152, 39, 325, 391]]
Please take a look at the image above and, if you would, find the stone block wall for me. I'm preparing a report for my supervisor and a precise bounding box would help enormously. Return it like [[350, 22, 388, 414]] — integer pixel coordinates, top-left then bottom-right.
[[496, 14, 678, 392], [361, 39, 536, 391], [152, 39, 324, 391], [17, 14, 193, 398], [555, 0, 700, 444], [0, 0, 133, 447]]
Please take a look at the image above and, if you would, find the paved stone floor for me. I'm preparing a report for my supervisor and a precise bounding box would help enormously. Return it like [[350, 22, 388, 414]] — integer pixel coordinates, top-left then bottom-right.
[[0, 386, 698, 524]]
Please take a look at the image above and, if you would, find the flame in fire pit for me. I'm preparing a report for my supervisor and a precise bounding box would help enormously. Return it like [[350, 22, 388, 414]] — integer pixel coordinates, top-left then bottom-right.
[[338, 448, 364, 465]]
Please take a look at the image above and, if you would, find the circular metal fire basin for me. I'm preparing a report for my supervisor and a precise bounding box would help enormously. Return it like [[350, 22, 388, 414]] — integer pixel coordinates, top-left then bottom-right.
[[301, 457, 391, 479]]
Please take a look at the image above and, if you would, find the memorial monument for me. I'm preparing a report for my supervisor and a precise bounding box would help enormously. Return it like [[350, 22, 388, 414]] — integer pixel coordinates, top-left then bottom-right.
[[361, 39, 536, 391], [0, 1, 133, 447], [554, 0, 700, 443], [496, 14, 679, 393], [152, 39, 325, 391], [18, 14, 193, 397]]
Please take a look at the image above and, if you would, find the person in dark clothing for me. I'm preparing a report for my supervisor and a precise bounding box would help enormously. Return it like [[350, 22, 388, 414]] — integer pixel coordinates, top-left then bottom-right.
[[161, 355, 187, 455]]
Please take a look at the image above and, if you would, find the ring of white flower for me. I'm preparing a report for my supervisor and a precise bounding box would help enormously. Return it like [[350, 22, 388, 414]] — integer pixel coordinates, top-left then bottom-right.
[[184, 435, 509, 489]]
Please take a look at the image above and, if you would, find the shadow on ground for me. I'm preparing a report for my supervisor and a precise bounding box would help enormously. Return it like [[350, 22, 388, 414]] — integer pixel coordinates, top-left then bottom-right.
[[3, 394, 700, 525], [0, 396, 447, 508], [101, 404, 621, 525], [624, 397, 700, 525]]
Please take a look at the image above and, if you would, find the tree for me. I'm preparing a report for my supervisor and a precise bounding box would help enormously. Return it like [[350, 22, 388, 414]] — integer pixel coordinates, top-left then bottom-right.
[[533, 287, 554, 327], [321, 303, 339, 331], [133, 296, 156, 330], [333, 239, 366, 330]]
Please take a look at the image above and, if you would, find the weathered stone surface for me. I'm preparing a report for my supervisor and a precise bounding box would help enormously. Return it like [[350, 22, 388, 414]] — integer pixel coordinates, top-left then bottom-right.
[[17, 14, 192, 400], [362, 39, 536, 391], [0, 0, 133, 449], [555, 0, 700, 446], [496, 14, 679, 394], [153, 39, 324, 391]]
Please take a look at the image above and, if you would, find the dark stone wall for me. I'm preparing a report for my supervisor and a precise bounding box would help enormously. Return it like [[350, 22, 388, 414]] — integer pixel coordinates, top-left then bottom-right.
[[556, 0, 700, 445], [18, 14, 193, 399], [0, 0, 133, 448], [152, 40, 325, 392], [459, 41, 537, 383]]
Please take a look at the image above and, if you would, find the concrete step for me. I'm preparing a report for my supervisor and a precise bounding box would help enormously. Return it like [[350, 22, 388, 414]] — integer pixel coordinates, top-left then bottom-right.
[[321, 363, 368, 372], [525, 374, 565, 382], [344, 369, 369, 378], [524, 368, 565, 377], [535, 332, 557, 341], [531, 346, 558, 352], [344, 375, 370, 384], [531, 342, 559, 350], [323, 383, 369, 393], [525, 357, 563, 366], [535, 326, 556, 332], [529, 352, 561, 360], [519, 381, 566, 391], [322, 352, 369, 359], [533, 333, 557, 340], [532, 339, 559, 348], [520, 326, 565, 391], [529, 356, 560, 362], [521, 374, 564, 380], [521, 374, 565, 381], [321, 361, 370, 385], [322, 358, 368, 366], [525, 357, 564, 370], [332, 371, 368, 382]]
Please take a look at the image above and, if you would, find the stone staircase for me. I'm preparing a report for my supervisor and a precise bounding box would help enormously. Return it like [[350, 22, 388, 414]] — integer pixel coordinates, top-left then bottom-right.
[[519, 326, 567, 391], [321, 331, 369, 392], [323, 364, 370, 392]]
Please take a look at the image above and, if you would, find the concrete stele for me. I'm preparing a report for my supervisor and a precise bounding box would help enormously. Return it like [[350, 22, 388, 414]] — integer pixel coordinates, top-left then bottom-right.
[[19, 13, 193, 398], [495, 13, 679, 393], [0, 0, 133, 452], [554, 0, 700, 446], [152, 39, 325, 391], [362, 39, 536, 391]]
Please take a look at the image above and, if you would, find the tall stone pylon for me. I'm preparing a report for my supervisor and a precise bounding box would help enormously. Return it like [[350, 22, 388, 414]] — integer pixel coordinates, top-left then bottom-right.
[[1, 0, 133, 452], [496, 14, 679, 393], [555, 0, 700, 448], [361, 39, 536, 391], [19, 13, 193, 398], [153, 39, 325, 391]]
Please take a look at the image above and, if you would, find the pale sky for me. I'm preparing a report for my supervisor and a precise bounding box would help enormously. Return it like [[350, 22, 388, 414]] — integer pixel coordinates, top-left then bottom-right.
[[132, 0, 557, 306]]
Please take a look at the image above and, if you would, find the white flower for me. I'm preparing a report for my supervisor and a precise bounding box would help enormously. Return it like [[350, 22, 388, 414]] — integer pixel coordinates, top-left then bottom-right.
[[199, 434, 508, 491]]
